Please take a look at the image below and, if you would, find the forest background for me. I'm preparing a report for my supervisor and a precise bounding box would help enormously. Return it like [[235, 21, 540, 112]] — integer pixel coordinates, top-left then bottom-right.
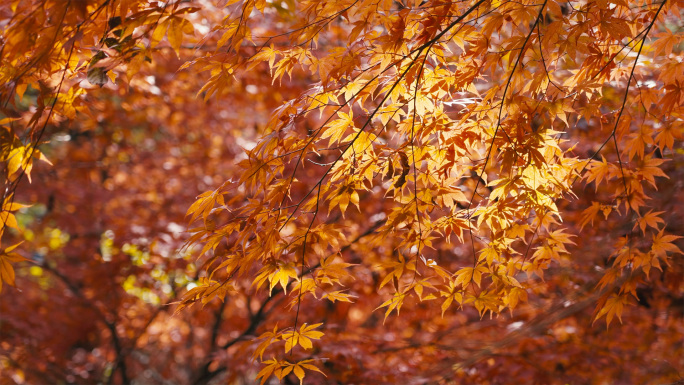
[[0, 0, 683, 384]]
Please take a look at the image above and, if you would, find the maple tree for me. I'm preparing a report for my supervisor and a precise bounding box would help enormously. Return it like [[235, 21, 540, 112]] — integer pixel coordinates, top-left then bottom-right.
[[1, 0, 684, 384]]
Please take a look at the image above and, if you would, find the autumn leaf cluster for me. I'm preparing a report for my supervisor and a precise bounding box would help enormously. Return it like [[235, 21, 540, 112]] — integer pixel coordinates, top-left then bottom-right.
[[1, 0, 683, 384]]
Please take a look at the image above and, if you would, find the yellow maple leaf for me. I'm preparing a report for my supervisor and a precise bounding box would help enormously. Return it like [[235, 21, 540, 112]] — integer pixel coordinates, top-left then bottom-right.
[[594, 293, 629, 327], [0, 242, 28, 294]]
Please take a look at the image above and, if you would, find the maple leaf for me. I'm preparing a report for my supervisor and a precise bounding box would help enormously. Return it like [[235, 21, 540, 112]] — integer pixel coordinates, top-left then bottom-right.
[[268, 262, 299, 296], [377, 253, 414, 292], [594, 293, 630, 327], [288, 359, 326, 385], [654, 123, 678, 151], [650, 230, 683, 258], [0, 199, 28, 233], [585, 156, 614, 190], [634, 210, 665, 234], [376, 292, 407, 322], [454, 265, 487, 288], [5, 146, 51, 183], [281, 323, 324, 353], [253, 325, 281, 361], [651, 30, 681, 57], [256, 358, 284, 385], [439, 279, 464, 316], [0, 242, 28, 293], [321, 111, 355, 146], [316, 254, 354, 286], [322, 290, 355, 303]]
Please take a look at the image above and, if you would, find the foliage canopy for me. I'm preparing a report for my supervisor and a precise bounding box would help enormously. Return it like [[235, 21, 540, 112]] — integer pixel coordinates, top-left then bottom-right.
[[1, 0, 683, 384]]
